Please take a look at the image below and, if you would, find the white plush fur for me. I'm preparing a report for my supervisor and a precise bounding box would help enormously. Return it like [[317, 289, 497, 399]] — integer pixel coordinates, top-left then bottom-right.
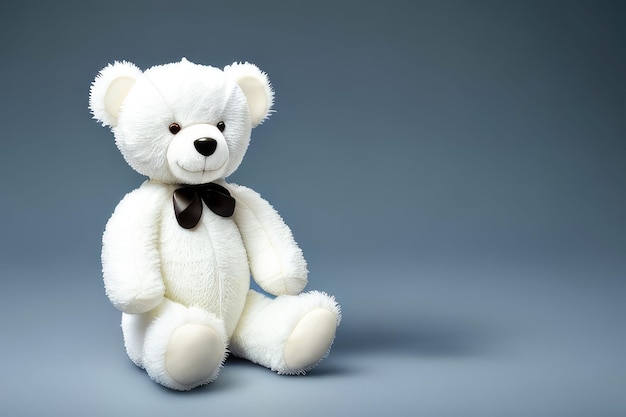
[[89, 61, 142, 127], [228, 183, 308, 295], [91, 58, 340, 390], [123, 298, 228, 390], [223, 62, 274, 127], [101, 181, 167, 314], [90, 59, 269, 184], [230, 290, 341, 374]]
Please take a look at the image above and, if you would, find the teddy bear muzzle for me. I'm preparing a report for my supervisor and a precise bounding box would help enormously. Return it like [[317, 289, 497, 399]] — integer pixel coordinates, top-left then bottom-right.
[[166, 124, 230, 184]]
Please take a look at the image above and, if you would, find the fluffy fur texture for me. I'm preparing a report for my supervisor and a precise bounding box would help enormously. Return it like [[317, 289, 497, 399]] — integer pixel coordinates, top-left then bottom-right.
[[90, 58, 341, 390], [230, 290, 341, 374]]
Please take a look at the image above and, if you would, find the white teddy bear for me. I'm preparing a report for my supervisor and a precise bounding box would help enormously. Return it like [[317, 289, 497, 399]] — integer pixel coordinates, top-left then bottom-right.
[[89, 58, 341, 391]]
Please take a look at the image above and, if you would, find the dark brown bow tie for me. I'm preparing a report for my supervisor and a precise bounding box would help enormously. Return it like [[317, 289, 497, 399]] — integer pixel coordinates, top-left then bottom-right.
[[172, 182, 236, 229]]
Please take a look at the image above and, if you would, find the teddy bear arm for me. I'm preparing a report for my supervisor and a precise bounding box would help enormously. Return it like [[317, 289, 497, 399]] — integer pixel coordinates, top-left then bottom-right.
[[101, 182, 166, 313], [228, 184, 308, 296]]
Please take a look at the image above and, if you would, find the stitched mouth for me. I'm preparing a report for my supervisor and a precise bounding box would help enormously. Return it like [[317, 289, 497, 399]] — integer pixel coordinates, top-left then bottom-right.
[[178, 158, 226, 173], [178, 163, 204, 173]]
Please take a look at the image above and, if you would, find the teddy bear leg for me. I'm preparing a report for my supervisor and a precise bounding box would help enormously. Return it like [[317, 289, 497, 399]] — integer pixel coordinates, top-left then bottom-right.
[[121, 311, 152, 368], [126, 298, 228, 391], [230, 290, 341, 375]]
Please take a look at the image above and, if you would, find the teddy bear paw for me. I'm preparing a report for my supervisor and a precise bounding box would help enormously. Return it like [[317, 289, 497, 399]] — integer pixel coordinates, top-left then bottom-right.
[[283, 308, 337, 373], [164, 323, 225, 387]]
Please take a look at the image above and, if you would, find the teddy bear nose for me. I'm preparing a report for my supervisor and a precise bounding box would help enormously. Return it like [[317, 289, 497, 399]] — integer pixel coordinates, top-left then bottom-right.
[[194, 137, 218, 156]]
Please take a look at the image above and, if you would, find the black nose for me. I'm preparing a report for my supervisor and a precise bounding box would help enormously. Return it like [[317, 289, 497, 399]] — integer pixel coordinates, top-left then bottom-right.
[[194, 137, 217, 156]]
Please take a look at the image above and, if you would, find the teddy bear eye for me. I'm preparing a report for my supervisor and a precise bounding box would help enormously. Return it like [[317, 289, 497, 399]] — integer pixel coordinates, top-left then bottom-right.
[[169, 123, 181, 134], [217, 121, 226, 132]]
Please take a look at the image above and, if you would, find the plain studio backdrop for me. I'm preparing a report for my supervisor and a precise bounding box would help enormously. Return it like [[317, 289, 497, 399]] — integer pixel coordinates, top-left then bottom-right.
[[0, 1, 624, 416]]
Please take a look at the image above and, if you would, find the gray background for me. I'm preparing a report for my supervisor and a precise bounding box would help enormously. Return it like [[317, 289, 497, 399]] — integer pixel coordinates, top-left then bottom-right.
[[1, 0, 624, 416]]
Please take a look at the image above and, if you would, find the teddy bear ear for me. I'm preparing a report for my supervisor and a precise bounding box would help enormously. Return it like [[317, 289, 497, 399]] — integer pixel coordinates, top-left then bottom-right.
[[89, 61, 143, 127], [223, 62, 274, 127]]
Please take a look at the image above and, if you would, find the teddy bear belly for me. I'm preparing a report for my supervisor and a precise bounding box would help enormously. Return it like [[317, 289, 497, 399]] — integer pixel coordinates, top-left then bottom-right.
[[159, 214, 250, 337]]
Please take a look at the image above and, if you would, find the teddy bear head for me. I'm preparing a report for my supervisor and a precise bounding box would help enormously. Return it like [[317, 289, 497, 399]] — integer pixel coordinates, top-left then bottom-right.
[[89, 58, 274, 184]]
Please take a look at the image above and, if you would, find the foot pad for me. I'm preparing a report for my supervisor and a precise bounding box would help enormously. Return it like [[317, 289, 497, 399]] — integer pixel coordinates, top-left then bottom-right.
[[164, 323, 224, 386], [283, 308, 337, 373]]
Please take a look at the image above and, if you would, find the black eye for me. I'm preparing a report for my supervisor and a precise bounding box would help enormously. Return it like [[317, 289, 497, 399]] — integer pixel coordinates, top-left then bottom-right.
[[169, 123, 181, 134], [217, 121, 226, 132]]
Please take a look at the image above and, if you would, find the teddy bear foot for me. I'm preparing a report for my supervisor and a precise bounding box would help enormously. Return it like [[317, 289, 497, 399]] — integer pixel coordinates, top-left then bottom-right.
[[164, 323, 225, 387], [130, 300, 228, 390], [283, 308, 337, 373], [230, 290, 340, 374]]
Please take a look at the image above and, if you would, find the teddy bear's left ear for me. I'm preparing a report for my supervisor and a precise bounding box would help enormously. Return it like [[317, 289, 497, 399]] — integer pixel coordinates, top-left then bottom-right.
[[89, 61, 143, 127], [224, 62, 274, 127]]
